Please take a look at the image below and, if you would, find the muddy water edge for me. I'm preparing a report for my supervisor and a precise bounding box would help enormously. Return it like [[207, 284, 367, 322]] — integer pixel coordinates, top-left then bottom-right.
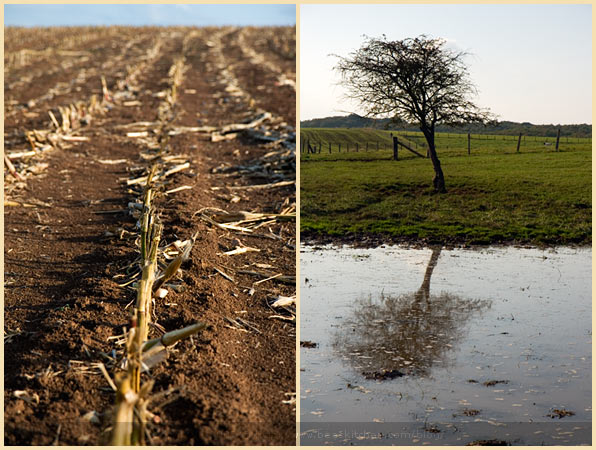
[[300, 245, 591, 445]]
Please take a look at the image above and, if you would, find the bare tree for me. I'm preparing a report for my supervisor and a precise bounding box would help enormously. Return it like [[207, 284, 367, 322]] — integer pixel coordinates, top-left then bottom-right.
[[332, 248, 491, 378], [335, 35, 494, 193]]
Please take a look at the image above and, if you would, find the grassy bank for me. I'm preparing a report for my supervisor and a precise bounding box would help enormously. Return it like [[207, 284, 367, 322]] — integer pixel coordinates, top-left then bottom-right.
[[301, 145, 592, 245]]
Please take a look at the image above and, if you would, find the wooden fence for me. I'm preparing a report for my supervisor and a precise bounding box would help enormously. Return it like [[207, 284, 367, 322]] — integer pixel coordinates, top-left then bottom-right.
[[300, 129, 590, 157], [301, 137, 424, 159]]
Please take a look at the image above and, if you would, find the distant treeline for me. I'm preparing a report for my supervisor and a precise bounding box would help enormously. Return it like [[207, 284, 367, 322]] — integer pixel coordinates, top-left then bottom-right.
[[301, 114, 592, 138]]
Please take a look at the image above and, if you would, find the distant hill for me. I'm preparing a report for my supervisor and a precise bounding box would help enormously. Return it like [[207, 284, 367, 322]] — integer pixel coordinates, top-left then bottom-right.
[[301, 114, 592, 138]]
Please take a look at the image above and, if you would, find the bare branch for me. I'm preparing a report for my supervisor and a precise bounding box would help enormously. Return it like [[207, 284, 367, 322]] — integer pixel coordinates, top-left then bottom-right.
[[334, 35, 495, 127]]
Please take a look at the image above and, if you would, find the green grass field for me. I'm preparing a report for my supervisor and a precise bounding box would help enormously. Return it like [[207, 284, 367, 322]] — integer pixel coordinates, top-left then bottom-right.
[[301, 128, 592, 245]]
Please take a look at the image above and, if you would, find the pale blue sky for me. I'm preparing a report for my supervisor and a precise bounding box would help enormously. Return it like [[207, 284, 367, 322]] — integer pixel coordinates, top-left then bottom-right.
[[301, 4, 592, 125], [4, 4, 296, 27]]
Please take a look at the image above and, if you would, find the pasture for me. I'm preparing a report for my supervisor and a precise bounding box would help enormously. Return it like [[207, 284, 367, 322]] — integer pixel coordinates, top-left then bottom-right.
[[300, 127, 591, 160], [300, 128, 591, 245]]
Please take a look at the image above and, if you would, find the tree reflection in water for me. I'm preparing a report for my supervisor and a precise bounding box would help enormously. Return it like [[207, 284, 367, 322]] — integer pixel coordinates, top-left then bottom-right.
[[333, 248, 492, 378]]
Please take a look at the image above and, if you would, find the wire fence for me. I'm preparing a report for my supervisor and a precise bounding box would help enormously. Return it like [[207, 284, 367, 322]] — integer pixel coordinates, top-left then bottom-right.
[[300, 130, 591, 157]]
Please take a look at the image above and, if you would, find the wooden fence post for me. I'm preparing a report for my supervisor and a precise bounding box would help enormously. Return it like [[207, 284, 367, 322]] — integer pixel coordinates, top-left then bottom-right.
[[328, 142, 331, 153], [555, 128, 561, 152], [318, 142, 322, 154], [338, 142, 341, 153], [467, 133, 471, 155], [393, 136, 398, 161], [356, 142, 359, 152], [347, 142, 349, 152], [516, 133, 522, 153]]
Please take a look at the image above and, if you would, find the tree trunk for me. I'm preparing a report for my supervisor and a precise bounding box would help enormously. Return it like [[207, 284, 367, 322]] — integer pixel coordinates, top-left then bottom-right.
[[422, 127, 446, 193], [416, 247, 441, 303]]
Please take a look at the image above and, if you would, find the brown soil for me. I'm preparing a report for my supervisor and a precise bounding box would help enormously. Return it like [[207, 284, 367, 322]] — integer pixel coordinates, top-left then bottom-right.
[[300, 230, 565, 250], [4, 26, 296, 446]]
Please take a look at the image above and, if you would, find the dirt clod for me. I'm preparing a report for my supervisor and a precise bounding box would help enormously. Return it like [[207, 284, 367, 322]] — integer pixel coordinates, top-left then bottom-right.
[[483, 380, 509, 387], [362, 369, 405, 380], [547, 408, 575, 419], [467, 439, 509, 446]]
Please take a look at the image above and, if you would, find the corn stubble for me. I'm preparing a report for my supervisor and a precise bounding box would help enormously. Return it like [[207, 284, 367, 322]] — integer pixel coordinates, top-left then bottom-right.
[[109, 53, 205, 446]]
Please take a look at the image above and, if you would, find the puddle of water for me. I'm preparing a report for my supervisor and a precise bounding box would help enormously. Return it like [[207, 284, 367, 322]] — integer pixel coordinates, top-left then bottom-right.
[[300, 246, 591, 445]]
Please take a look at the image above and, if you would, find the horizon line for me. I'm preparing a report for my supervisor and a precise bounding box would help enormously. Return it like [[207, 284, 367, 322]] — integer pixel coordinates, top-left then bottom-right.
[[300, 114, 592, 127]]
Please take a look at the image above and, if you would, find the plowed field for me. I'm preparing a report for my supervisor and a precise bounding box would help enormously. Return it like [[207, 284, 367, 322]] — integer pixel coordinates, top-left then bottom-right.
[[4, 26, 296, 445]]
